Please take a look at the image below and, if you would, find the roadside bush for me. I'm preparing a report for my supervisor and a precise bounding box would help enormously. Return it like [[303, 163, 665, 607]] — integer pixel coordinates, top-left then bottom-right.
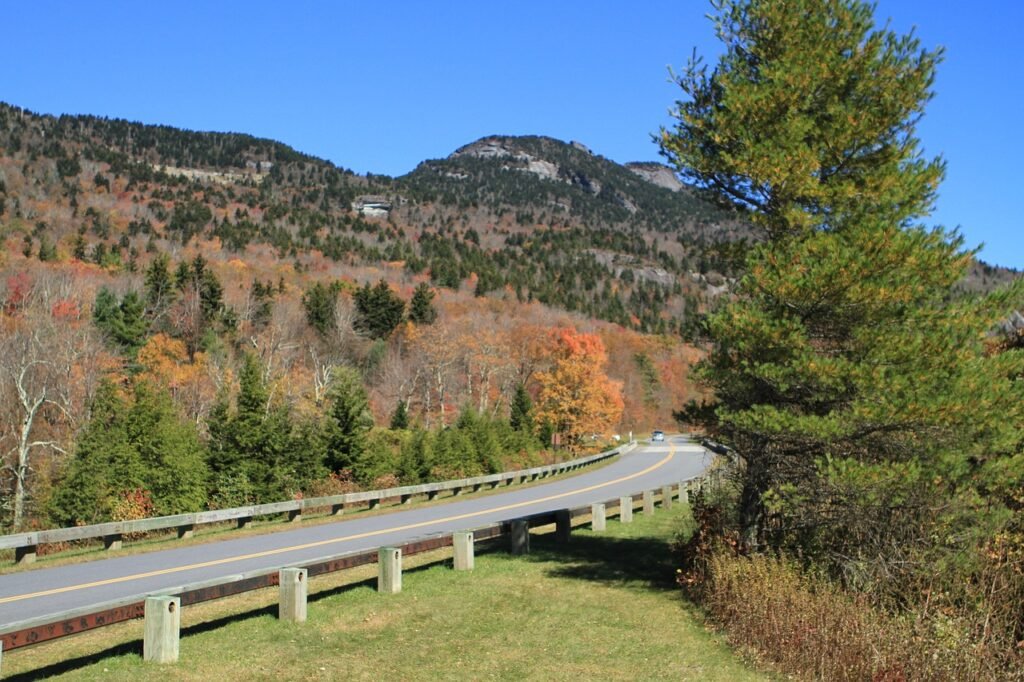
[[697, 551, 1020, 681]]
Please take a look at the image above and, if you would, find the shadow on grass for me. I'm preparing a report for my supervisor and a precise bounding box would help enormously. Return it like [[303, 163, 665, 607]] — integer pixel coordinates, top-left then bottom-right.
[[5, 563, 446, 681], [525, 530, 679, 592]]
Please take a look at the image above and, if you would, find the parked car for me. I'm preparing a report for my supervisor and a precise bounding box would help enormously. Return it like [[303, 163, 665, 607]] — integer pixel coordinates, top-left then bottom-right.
[[652, 430, 665, 442]]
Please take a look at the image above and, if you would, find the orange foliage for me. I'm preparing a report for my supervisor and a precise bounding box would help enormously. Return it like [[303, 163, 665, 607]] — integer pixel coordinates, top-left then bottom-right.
[[135, 333, 216, 420], [535, 327, 624, 447], [51, 298, 81, 321]]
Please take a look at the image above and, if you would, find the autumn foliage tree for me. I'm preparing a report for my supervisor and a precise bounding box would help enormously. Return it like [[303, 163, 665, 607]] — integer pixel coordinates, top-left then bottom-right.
[[535, 328, 623, 448]]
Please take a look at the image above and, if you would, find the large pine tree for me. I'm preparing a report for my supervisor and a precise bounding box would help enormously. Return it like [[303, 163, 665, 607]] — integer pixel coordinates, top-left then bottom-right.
[[662, 0, 1024, 588]]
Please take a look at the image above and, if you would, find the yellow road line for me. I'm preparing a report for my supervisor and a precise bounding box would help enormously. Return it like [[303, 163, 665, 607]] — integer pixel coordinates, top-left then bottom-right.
[[0, 446, 675, 605]]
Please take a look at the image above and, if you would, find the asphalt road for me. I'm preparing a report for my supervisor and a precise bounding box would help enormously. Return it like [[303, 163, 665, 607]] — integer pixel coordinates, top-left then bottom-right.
[[0, 436, 709, 627]]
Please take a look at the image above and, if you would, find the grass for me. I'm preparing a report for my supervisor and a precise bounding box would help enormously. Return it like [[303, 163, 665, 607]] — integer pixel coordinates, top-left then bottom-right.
[[0, 453, 621, 575], [2, 504, 770, 681]]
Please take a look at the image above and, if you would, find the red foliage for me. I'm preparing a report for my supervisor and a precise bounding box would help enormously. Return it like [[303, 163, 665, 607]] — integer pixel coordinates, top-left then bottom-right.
[[4, 272, 31, 314], [51, 298, 81, 321]]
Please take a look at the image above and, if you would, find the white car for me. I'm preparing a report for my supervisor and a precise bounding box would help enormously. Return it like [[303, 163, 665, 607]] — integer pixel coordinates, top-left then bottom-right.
[[652, 430, 665, 442]]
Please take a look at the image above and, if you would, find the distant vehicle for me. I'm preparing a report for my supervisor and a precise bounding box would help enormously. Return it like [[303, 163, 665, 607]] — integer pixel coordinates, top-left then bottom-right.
[[652, 430, 665, 442]]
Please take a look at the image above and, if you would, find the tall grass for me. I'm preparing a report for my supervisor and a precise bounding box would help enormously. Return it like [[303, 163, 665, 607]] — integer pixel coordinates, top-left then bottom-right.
[[699, 552, 1020, 681]]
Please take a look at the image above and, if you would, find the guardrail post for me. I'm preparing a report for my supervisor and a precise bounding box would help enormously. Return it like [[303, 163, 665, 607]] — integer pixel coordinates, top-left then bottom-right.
[[643, 490, 655, 515], [104, 533, 123, 551], [679, 481, 689, 504], [177, 524, 195, 539], [555, 509, 572, 543], [453, 531, 474, 570], [15, 545, 36, 565], [619, 497, 633, 523], [331, 503, 345, 516], [427, 490, 439, 501], [661, 485, 674, 510], [369, 497, 381, 510], [237, 516, 253, 529], [509, 519, 530, 555], [288, 509, 302, 523], [591, 503, 606, 532], [400, 494, 412, 505], [378, 547, 402, 594], [279, 568, 308, 622], [451, 486, 463, 496], [143, 596, 180, 664]]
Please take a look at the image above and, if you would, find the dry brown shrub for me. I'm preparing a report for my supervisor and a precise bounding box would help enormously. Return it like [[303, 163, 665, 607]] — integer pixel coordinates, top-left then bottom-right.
[[701, 552, 1022, 681]]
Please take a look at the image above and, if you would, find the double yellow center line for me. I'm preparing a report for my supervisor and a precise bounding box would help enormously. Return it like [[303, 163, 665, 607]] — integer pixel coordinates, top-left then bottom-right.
[[1, 445, 676, 605]]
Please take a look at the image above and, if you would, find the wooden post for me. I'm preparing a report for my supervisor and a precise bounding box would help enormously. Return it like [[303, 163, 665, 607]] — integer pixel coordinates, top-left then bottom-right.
[[331, 503, 345, 516], [427, 490, 439, 501], [453, 531, 474, 571], [237, 517, 253, 529], [279, 568, 308, 622], [104, 533, 123, 551], [288, 509, 302, 523], [400, 494, 412, 505], [177, 524, 195, 539], [555, 509, 572, 543], [143, 596, 180, 664], [591, 503, 606, 532], [662, 485, 674, 510], [369, 498, 381, 510], [619, 496, 633, 523], [643, 490, 655, 515], [509, 519, 530, 555], [378, 547, 402, 594], [15, 545, 36, 565], [679, 481, 689, 504]]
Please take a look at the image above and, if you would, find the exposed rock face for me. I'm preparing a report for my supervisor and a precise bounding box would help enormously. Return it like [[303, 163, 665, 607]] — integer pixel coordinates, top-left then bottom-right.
[[454, 137, 613, 195], [526, 158, 559, 182], [625, 162, 684, 192], [452, 139, 512, 159]]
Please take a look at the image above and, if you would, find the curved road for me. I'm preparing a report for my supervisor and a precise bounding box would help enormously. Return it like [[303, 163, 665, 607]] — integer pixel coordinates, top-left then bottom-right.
[[0, 436, 708, 627]]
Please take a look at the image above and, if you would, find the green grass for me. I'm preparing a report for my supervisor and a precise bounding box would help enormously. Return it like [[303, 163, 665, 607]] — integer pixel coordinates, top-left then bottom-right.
[[3, 505, 770, 681]]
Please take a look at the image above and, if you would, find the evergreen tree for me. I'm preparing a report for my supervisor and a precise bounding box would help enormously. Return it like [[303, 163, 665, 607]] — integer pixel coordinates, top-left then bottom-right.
[[144, 253, 176, 317], [301, 280, 340, 336], [660, 0, 944, 240], [353, 279, 405, 339], [408, 282, 438, 324], [50, 381, 142, 525], [662, 0, 1024, 592], [509, 383, 534, 433], [124, 381, 208, 515], [206, 354, 296, 502], [397, 429, 433, 484], [325, 366, 374, 472], [116, 291, 148, 358], [389, 400, 410, 430]]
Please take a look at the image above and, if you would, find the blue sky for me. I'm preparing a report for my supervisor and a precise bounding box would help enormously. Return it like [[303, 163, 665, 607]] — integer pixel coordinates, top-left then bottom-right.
[[4, 1, 1021, 268]]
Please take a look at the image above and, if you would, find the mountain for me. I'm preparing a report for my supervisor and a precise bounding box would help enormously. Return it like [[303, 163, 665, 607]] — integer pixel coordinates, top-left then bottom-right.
[[0, 104, 1015, 336], [0, 105, 752, 335]]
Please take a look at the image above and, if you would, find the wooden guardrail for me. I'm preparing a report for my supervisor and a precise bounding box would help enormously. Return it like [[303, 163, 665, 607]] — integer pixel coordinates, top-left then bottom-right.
[[0, 443, 635, 564], [0, 471, 712, 669]]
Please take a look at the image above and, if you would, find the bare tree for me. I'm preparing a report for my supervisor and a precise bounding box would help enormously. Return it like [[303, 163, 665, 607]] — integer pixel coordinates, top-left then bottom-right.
[[0, 316, 92, 530]]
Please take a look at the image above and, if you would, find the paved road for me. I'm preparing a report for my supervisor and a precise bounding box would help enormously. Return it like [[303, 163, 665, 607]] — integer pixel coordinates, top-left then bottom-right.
[[0, 436, 708, 627]]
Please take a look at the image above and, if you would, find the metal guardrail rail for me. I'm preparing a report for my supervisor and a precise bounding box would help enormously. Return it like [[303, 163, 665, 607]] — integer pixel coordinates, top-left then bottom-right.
[[0, 474, 711, 656], [0, 443, 634, 564]]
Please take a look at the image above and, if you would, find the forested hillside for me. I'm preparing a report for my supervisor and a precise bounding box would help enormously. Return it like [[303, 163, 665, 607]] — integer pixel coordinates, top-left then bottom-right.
[[0, 103, 711, 534]]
